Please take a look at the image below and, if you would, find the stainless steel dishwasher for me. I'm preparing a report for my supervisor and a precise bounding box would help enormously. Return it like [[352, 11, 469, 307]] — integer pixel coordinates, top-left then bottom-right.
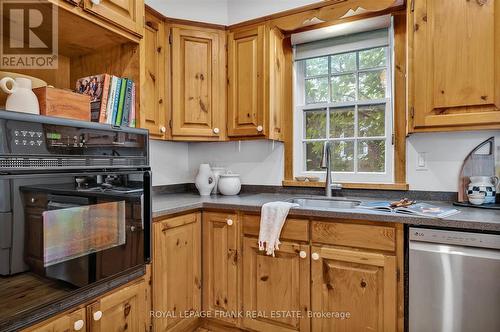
[[409, 228, 500, 332]]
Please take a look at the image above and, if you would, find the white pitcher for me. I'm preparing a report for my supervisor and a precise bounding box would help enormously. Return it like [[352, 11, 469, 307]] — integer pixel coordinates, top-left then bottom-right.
[[195, 164, 215, 196], [0, 77, 40, 114]]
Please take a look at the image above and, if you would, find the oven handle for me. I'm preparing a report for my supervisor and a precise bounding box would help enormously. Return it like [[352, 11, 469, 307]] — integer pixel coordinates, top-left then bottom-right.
[[410, 241, 500, 261], [142, 170, 152, 263]]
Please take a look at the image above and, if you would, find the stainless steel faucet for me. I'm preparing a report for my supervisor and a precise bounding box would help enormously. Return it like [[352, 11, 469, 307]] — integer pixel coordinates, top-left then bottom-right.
[[321, 141, 342, 197]]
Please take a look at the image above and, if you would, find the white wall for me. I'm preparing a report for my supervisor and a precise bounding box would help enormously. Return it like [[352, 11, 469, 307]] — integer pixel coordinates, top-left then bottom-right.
[[146, 0, 321, 25], [145, 0, 228, 25], [187, 140, 284, 185], [227, 0, 320, 25], [149, 140, 190, 186], [406, 131, 500, 192]]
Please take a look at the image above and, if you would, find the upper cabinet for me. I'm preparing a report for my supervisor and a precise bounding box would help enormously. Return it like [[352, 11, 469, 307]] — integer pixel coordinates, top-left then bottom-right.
[[171, 25, 227, 141], [141, 11, 168, 139], [82, 0, 144, 36], [227, 24, 286, 140], [408, 0, 500, 132]]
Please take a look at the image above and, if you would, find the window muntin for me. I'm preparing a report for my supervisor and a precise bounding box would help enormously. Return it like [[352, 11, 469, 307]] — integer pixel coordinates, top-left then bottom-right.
[[294, 43, 394, 183]]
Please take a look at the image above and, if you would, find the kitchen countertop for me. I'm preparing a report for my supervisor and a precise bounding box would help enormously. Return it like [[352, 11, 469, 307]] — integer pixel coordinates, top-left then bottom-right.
[[153, 193, 500, 232]]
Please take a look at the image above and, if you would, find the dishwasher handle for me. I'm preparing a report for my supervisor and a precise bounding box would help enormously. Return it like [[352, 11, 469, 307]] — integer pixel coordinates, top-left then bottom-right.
[[410, 241, 500, 261]]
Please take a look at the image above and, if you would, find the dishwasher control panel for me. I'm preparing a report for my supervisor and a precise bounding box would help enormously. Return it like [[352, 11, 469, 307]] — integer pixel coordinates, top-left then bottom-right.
[[410, 228, 500, 250]]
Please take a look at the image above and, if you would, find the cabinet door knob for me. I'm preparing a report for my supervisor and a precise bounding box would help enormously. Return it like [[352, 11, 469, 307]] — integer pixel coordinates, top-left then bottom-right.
[[213, 127, 220, 134], [311, 252, 320, 260], [257, 125, 263, 132], [160, 126, 166, 133], [30, 197, 36, 203], [91, 0, 101, 5], [93, 310, 103, 321], [226, 219, 233, 226], [299, 250, 307, 259], [73, 319, 84, 331]]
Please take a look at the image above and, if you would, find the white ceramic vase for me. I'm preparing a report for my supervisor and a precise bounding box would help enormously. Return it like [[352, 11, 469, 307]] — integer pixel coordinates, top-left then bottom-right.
[[211, 166, 227, 194], [0, 77, 39, 114], [195, 164, 215, 196]]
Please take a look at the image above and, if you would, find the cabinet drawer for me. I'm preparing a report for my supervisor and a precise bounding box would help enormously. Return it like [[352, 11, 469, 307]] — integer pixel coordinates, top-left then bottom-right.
[[242, 214, 309, 242], [311, 221, 396, 251]]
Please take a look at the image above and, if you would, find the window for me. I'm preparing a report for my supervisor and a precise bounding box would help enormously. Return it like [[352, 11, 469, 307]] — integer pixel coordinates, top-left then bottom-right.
[[294, 28, 394, 183]]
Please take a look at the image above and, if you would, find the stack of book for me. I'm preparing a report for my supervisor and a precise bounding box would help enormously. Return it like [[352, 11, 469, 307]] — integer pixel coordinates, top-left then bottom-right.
[[75, 74, 136, 127]]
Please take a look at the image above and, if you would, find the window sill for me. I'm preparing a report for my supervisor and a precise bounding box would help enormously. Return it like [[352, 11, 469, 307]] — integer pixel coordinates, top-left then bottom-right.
[[282, 180, 409, 191]]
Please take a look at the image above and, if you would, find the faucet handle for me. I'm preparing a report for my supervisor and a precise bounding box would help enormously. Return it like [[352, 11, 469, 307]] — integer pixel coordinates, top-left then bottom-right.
[[332, 183, 343, 190]]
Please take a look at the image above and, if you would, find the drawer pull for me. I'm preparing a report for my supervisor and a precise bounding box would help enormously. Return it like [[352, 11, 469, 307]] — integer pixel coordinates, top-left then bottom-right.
[[93, 310, 103, 321], [299, 250, 307, 259], [311, 252, 320, 261], [257, 125, 263, 132], [226, 219, 233, 226], [73, 319, 84, 331], [213, 127, 220, 134]]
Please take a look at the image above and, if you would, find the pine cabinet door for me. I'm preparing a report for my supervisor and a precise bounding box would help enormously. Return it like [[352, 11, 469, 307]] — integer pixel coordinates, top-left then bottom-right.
[[409, 0, 500, 131], [311, 246, 397, 332], [83, 0, 143, 36], [242, 237, 310, 332], [22, 308, 86, 332], [88, 279, 149, 332], [152, 213, 201, 332], [202, 212, 240, 326], [141, 12, 167, 139], [228, 25, 266, 137], [171, 26, 226, 140]]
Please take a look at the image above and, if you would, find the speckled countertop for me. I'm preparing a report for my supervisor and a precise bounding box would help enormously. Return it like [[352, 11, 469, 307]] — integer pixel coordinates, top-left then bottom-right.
[[153, 193, 500, 232]]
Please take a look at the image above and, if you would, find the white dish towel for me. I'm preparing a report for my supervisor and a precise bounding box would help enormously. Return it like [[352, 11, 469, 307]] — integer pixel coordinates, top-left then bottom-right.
[[258, 201, 299, 256]]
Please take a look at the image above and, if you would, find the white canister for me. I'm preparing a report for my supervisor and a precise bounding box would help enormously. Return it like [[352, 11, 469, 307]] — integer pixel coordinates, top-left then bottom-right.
[[0, 77, 40, 114], [218, 172, 241, 196], [211, 166, 227, 194], [195, 164, 215, 196]]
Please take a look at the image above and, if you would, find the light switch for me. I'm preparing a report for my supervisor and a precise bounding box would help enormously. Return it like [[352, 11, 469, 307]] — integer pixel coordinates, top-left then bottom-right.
[[416, 152, 427, 170]]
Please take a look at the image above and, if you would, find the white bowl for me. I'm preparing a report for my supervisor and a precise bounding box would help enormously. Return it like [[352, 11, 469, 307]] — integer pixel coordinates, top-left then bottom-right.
[[218, 173, 241, 196], [468, 193, 485, 205]]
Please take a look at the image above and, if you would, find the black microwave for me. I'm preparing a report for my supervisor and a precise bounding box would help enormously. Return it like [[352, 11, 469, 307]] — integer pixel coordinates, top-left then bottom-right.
[[0, 110, 151, 331]]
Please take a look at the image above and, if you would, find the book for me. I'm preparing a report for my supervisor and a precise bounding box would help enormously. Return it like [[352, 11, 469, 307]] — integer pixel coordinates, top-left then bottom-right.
[[98, 74, 112, 123], [111, 78, 122, 125], [105, 76, 119, 124], [115, 78, 127, 126], [357, 202, 460, 218], [121, 79, 133, 127], [75, 74, 109, 122], [129, 82, 136, 128]]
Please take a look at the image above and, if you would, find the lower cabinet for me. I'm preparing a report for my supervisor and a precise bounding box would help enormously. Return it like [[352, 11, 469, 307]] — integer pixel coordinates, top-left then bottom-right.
[[153, 213, 202, 332], [202, 212, 240, 326], [311, 246, 397, 332], [22, 277, 150, 332], [242, 237, 310, 332]]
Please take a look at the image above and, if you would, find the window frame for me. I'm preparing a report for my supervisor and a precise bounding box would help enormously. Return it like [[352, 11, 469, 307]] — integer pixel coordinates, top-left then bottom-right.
[[293, 29, 395, 184]]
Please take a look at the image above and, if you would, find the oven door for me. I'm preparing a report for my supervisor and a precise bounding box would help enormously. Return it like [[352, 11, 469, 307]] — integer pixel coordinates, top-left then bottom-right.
[[0, 169, 151, 286]]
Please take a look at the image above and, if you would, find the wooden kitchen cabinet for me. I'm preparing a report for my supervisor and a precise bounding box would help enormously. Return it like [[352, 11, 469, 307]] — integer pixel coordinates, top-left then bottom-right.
[[141, 9, 168, 139], [152, 213, 201, 332], [311, 246, 397, 332], [88, 278, 150, 332], [202, 212, 240, 326], [408, 0, 500, 132], [227, 24, 286, 140], [83, 0, 144, 36], [242, 237, 310, 332], [22, 308, 86, 332], [171, 25, 227, 141]]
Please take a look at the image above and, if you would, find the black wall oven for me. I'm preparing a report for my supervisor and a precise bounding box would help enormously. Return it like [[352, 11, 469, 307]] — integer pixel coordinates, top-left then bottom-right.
[[0, 110, 151, 331]]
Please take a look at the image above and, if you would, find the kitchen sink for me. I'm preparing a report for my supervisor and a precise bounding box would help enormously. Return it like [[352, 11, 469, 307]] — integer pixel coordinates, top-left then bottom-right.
[[288, 197, 362, 210]]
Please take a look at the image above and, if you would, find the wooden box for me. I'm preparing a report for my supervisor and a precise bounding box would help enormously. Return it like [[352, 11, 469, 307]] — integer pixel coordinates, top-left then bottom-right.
[[33, 86, 91, 121]]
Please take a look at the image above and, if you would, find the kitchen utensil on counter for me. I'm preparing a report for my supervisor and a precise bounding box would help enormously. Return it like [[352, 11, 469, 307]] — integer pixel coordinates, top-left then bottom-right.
[[218, 171, 241, 196], [0, 76, 40, 114], [467, 192, 486, 205], [467, 176, 498, 204], [195, 164, 215, 196], [211, 166, 227, 194]]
